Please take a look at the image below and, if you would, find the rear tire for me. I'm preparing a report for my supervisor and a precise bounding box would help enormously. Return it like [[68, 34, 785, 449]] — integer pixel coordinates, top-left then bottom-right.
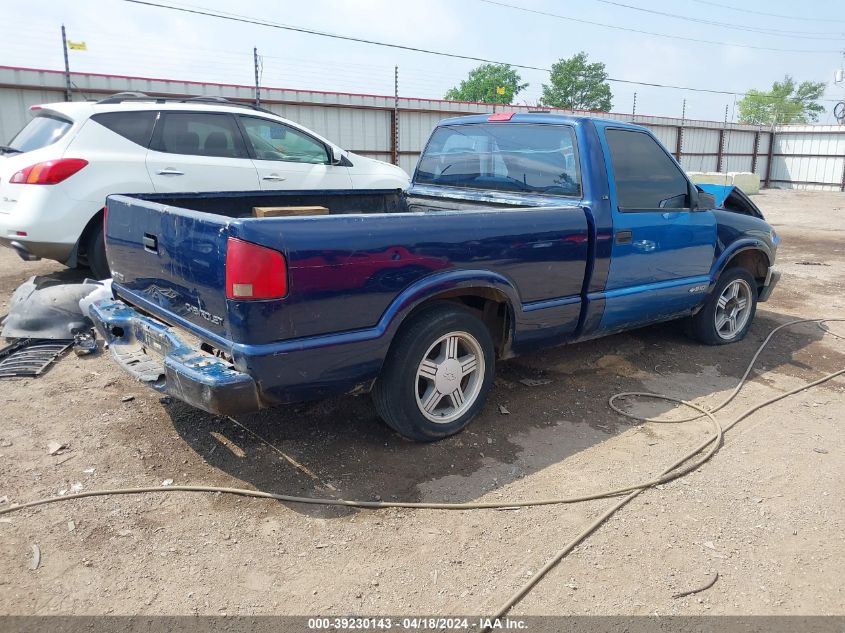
[[85, 226, 110, 280], [373, 303, 495, 442], [688, 267, 757, 345]]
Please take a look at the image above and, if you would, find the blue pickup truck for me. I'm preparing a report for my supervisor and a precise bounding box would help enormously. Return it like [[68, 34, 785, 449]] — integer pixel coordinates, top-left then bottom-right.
[[90, 112, 780, 441]]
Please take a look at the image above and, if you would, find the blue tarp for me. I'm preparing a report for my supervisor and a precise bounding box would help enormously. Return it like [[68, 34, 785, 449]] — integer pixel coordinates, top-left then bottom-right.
[[697, 184, 735, 208]]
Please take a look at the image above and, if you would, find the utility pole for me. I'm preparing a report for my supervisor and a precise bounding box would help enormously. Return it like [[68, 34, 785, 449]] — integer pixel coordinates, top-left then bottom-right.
[[253, 47, 261, 108], [717, 104, 729, 173], [61, 24, 72, 102], [392, 65, 400, 166], [675, 98, 686, 162], [632, 92, 637, 117]]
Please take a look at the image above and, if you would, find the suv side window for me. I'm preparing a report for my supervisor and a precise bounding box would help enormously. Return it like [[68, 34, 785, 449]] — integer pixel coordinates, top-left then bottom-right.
[[240, 116, 329, 164], [606, 128, 690, 211], [91, 111, 156, 147], [151, 112, 248, 158]]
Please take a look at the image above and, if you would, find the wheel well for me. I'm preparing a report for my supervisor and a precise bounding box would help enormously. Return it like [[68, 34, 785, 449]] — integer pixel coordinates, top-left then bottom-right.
[[726, 249, 769, 287], [401, 289, 514, 358], [76, 209, 105, 264]]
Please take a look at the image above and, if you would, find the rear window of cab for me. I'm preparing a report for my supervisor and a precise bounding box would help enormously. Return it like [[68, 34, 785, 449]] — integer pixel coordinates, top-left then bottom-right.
[[415, 123, 581, 198]]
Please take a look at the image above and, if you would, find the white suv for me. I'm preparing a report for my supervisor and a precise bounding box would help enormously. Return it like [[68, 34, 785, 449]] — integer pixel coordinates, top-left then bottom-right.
[[0, 94, 410, 278]]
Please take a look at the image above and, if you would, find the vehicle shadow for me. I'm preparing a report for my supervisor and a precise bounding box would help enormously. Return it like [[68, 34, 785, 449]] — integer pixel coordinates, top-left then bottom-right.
[[29, 268, 92, 289], [164, 307, 842, 519]]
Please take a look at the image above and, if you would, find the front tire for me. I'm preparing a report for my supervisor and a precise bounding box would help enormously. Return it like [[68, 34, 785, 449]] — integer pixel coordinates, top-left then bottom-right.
[[373, 303, 495, 442], [688, 267, 757, 345]]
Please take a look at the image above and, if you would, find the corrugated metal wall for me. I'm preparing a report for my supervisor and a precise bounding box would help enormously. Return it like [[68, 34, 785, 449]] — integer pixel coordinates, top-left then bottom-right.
[[0, 85, 61, 144], [768, 126, 845, 191], [1, 66, 841, 191]]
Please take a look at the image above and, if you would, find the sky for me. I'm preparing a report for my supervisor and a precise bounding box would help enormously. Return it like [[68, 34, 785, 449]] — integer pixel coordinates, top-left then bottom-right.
[[3, 0, 844, 124]]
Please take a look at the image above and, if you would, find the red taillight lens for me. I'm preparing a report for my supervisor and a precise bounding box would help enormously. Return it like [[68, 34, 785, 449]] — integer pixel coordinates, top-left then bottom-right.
[[225, 237, 288, 300], [10, 158, 88, 185]]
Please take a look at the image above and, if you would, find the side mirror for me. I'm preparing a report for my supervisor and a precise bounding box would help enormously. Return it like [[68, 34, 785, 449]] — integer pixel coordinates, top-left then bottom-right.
[[687, 184, 714, 211], [697, 191, 716, 210], [329, 146, 343, 165], [688, 184, 700, 210]]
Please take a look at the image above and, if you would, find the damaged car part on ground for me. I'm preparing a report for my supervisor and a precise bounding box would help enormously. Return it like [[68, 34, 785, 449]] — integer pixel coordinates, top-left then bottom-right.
[[0, 276, 112, 376], [90, 113, 780, 441], [0, 338, 72, 378], [1, 277, 102, 340]]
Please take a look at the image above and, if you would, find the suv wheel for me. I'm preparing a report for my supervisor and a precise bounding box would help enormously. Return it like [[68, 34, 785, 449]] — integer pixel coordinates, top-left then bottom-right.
[[373, 304, 495, 442], [85, 226, 110, 280]]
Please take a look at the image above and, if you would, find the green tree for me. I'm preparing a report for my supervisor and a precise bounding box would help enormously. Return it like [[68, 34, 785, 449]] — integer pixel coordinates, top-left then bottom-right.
[[738, 75, 826, 125], [541, 52, 612, 112], [444, 63, 528, 104]]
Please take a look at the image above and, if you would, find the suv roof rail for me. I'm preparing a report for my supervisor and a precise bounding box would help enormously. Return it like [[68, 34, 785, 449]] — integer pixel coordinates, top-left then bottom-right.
[[184, 96, 231, 104], [96, 91, 151, 103], [95, 92, 275, 115]]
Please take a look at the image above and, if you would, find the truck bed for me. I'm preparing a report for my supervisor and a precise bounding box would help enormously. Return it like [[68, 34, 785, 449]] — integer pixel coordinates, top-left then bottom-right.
[[133, 189, 407, 218], [104, 187, 590, 364]]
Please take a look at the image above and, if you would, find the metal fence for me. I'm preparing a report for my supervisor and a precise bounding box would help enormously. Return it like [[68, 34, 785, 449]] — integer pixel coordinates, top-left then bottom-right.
[[1, 65, 843, 191]]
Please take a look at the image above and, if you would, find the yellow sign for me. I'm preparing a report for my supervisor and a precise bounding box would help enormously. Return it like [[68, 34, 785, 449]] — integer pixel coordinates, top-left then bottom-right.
[[68, 41, 87, 51], [495, 86, 506, 95]]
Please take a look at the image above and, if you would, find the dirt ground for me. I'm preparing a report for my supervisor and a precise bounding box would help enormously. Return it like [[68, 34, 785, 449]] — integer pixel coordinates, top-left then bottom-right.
[[0, 189, 843, 618]]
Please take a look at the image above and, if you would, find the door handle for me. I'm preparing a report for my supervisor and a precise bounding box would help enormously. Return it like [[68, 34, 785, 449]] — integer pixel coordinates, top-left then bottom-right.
[[615, 230, 633, 245], [262, 175, 286, 181], [143, 233, 158, 253], [156, 168, 184, 176]]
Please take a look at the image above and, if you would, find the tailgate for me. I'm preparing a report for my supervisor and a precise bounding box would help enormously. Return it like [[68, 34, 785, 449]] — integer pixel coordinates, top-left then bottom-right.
[[105, 194, 232, 340]]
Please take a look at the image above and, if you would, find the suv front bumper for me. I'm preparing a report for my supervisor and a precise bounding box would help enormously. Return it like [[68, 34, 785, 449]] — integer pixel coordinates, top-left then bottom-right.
[[89, 299, 261, 416]]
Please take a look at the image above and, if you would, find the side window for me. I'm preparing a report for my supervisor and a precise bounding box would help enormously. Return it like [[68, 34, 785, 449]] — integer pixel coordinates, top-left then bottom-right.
[[152, 112, 247, 158], [91, 111, 156, 147], [240, 116, 329, 164], [8, 114, 73, 152], [606, 129, 690, 211]]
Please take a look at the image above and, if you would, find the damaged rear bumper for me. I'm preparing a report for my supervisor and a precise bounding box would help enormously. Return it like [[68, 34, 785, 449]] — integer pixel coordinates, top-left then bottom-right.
[[89, 299, 261, 416]]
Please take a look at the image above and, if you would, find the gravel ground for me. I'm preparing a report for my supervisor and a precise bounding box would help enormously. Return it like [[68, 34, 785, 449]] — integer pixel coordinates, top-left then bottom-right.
[[0, 189, 843, 617]]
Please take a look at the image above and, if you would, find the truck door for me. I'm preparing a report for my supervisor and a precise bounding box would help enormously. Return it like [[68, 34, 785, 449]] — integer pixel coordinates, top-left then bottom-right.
[[146, 112, 260, 193], [599, 127, 716, 330]]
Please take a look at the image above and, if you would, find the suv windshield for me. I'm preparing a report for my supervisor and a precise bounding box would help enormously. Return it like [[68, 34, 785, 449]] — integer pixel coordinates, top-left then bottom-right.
[[8, 113, 73, 153], [415, 123, 581, 197]]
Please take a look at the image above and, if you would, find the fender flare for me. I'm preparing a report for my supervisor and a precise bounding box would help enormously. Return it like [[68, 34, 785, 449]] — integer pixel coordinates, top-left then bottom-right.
[[709, 240, 773, 289], [376, 268, 521, 343]]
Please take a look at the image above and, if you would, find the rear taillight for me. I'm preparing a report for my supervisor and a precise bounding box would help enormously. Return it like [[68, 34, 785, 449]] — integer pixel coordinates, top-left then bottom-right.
[[9, 158, 88, 185], [225, 237, 288, 300]]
